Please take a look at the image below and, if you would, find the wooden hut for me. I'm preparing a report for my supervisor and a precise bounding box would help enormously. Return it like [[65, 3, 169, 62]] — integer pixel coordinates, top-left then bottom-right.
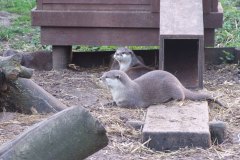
[[32, 0, 223, 88]]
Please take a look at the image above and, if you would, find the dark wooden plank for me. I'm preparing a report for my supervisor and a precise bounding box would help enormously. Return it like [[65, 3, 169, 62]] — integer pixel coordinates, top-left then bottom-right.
[[205, 47, 238, 64], [204, 29, 215, 47], [198, 38, 204, 88], [203, 0, 212, 13], [41, 27, 159, 46], [32, 10, 159, 28], [203, 3, 223, 29], [31, 10, 221, 29], [212, 0, 219, 12], [160, 0, 204, 37], [43, 0, 150, 5], [204, 13, 223, 28], [42, 4, 151, 11], [36, 0, 43, 10], [151, 0, 160, 13]]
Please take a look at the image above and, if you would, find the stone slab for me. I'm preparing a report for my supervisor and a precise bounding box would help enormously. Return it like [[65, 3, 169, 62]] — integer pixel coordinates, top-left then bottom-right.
[[142, 102, 211, 151]]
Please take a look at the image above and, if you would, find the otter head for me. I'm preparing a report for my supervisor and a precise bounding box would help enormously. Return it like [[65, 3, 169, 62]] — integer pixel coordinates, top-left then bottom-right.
[[100, 70, 128, 89], [113, 47, 134, 71]]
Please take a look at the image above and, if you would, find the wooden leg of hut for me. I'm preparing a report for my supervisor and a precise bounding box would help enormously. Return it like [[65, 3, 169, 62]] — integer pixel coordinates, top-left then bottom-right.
[[52, 46, 72, 70], [0, 106, 108, 160], [204, 29, 215, 47]]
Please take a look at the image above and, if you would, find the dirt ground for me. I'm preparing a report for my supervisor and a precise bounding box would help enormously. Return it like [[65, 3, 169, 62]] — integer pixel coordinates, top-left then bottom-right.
[[0, 9, 240, 160], [0, 11, 16, 27], [0, 63, 239, 159]]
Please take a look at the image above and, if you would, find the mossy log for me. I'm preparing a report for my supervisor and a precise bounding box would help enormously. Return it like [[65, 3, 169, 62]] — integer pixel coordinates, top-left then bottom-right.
[[0, 106, 108, 160], [0, 55, 66, 113], [2, 78, 67, 113], [0, 54, 33, 92], [3, 50, 52, 71]]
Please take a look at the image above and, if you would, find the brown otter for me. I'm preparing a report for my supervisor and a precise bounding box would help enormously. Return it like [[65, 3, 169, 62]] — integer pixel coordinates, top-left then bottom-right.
[[110, 47, 153, 79], [125, 66, 153, 80], [101, 70, 222, 108]]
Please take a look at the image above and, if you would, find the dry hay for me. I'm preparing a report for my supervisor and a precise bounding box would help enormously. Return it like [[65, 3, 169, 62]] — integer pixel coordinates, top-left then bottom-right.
[[0, 113, 50, 145], [0, 64, 239, 159]]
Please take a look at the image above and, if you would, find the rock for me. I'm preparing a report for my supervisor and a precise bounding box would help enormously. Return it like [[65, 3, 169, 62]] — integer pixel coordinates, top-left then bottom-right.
[[209, 120, 227, 144], [142, 102, 211, 151], [232, 132, 240, 144], [126, 120, 144, 130]]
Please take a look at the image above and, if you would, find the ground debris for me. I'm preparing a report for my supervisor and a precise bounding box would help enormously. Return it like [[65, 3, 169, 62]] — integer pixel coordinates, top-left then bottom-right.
[[1, 64, 240, 159]]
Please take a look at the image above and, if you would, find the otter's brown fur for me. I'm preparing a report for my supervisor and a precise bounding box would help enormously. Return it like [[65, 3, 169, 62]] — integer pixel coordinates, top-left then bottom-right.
[[125, 66, 153, 80], [110, 47, 153, 79]]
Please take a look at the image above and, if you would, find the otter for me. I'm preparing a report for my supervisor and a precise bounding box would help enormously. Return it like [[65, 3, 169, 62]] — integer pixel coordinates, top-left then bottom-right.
[[125, 66, 153, 80], [110, 47, 153, 79], [113, 47, 143, 71], [101, 70, 222, 108]]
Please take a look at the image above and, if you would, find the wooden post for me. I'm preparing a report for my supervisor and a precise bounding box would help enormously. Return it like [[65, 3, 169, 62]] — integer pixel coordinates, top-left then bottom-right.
[[52, 46, 72, 70]]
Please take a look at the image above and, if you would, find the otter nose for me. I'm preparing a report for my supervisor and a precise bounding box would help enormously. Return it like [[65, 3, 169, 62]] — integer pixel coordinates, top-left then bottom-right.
[[100, 76, 105, 81]]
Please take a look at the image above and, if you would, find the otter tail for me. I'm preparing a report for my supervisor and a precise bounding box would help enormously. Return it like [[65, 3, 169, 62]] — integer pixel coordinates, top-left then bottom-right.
[[183, 88, 210, 101], [183, 88, 224, 107]]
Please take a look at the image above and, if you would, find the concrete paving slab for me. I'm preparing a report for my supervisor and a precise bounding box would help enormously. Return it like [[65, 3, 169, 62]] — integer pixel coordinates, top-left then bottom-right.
[[142, 101, 211, 151]]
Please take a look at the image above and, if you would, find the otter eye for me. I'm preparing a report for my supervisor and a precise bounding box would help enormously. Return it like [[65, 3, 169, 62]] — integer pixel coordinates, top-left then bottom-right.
[[115, 75, 121, 79]]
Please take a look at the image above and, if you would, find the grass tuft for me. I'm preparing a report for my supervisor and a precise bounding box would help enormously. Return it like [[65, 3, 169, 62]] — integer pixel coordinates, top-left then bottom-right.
[[0, 0, 35, 14], [0, 0, 41, 52], [216, 0, 240, 47]]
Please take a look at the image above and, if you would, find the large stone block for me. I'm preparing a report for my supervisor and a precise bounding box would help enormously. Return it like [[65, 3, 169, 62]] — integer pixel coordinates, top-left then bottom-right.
[[142, 102, 211, 151]]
